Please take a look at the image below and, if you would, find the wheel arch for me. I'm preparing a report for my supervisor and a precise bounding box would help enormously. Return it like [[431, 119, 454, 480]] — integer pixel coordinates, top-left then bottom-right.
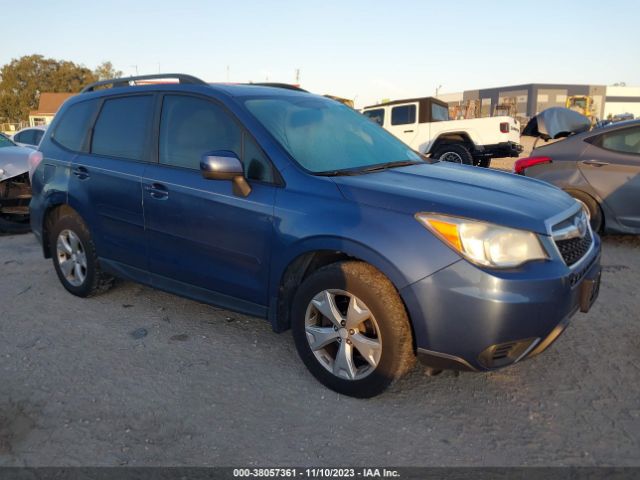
[[269, 238, 413, 336], [426, 131, 476, 154], [41, 202, 80, 259]]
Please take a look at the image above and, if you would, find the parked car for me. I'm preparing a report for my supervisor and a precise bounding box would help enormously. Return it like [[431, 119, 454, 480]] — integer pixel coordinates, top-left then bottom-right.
[[362, 97, 522, 167], [516, 110, 640, 234], [30, 74, 601, 397], [12, 126, 47, 149], [0, 133, 33, 233]]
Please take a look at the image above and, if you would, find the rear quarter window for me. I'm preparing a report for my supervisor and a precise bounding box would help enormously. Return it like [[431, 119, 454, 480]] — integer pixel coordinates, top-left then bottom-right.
[[53, 99, 100, 152]]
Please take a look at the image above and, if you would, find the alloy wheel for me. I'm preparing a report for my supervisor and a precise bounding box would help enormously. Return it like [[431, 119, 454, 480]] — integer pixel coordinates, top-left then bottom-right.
[[56, 229, 87, 287], [440, 151, 463, 163], [304, 289, 382, 381]]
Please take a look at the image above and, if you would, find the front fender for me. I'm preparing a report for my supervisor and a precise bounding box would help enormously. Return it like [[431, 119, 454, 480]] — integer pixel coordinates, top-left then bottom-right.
[[270, 235, 410, 300]]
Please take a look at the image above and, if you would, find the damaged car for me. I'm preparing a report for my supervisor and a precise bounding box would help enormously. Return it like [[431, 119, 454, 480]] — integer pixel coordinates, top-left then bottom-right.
[[0, 133, 34, 233], [517, 108, 640, 234]]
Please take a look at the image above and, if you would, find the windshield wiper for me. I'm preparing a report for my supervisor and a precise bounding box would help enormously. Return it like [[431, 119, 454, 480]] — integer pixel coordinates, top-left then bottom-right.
[[315, 169, 363, 177], [361, 160, 422, 173]]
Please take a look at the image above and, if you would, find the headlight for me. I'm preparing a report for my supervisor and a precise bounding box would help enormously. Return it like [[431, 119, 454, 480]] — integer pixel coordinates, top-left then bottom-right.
[[416, 213, 548, 268]]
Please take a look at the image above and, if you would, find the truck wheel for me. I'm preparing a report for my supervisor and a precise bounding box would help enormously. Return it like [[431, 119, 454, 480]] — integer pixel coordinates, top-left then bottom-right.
[[432, 144, 474, 166], [49, 211, 114, 297], [291, 261, 416, 398], [566, 190, 603, 233]]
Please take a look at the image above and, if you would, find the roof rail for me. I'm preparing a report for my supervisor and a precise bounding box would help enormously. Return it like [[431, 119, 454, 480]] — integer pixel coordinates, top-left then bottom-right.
[[246, 82, 308, 92], [81, 73, 207, 93]]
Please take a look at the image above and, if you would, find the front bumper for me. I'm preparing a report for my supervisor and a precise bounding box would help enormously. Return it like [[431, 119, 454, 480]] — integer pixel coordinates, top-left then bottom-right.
[[401, 236, 601, 372]]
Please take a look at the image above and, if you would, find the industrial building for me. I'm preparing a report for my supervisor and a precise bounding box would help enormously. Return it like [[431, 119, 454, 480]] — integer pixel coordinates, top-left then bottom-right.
[[439, 84, 640, 124]]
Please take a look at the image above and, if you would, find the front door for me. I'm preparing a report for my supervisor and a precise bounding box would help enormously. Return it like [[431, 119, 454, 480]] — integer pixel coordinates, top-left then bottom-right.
[[143, 94, 277, 307], [387, 103, 419, 147]]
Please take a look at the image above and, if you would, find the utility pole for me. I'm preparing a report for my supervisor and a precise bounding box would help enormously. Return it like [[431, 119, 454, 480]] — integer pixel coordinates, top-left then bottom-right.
[[226, 65, 230, 82], [435, 84, 443, 97], [130, 65, 139, 76], [295, 68, 300, 85]]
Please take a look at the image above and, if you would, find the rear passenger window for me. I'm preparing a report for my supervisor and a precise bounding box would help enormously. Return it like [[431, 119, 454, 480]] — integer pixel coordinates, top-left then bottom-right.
[[597, 127, 640, 155], [34, 130, 45, 145], [92, 96, 153, 161], [15, 130, 36, 145], [53, 99, 100, 152], [159, 95, 241, 170], [391, 105, 416, 125]]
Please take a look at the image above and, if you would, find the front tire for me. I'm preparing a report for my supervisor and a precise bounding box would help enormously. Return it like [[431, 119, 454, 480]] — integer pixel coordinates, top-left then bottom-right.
[[432, 144, 474, 166], [49, 211, 113, 297], [292, 261, 415, 398]]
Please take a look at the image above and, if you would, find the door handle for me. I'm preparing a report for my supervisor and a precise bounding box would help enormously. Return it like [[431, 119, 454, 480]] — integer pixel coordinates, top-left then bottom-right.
[[581, 160, 609, 167], [145, 182, 169, 199], [72, 166, 89, 179], [403, 129, 414, 133]]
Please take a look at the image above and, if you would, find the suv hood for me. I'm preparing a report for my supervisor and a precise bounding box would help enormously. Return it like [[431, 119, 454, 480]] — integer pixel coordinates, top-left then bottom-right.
[[331, 162, 575, 235]]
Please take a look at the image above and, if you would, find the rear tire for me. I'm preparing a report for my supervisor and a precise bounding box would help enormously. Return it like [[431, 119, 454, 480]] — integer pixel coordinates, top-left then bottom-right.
[[566, 190, 603, 233], [49, 211, 113, 297], [292, 261, 415, 398], [432, 144, 474, 166]]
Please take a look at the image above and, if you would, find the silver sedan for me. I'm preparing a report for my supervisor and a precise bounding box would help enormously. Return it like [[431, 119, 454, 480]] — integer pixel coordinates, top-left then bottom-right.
[[516, 118, 640, 234]]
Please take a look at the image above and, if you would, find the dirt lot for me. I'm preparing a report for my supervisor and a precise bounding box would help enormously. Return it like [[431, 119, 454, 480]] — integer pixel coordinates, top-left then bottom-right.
[[0, 230, 639, 467]]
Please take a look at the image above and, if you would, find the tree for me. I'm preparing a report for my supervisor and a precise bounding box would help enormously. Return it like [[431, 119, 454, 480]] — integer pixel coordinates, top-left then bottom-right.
[[0, 55, 119, 122], [93, 61, 122, 81]]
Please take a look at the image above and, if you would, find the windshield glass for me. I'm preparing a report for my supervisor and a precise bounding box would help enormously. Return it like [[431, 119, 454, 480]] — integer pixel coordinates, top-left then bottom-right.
[[244, 96, 421, 173]]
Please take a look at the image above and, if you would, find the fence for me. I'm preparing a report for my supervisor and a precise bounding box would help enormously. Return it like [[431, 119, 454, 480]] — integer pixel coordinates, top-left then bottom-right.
[[0, 121, 30, 135]]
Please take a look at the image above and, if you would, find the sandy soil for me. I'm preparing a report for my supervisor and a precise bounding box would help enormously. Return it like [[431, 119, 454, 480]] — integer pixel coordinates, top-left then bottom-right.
[[0, 232, 638, 467]]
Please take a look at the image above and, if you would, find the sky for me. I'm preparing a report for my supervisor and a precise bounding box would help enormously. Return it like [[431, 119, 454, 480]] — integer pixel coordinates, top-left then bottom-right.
[[2, 0, 639, 108]]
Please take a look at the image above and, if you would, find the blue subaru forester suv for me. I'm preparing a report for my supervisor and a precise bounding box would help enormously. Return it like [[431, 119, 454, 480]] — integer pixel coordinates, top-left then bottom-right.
[[29, 74, 601, 397]]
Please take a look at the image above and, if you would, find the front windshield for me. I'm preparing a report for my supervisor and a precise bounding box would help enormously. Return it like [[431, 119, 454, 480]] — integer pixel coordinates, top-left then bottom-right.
[[0, 135, 15, 148], [244, 96, 421, 173]]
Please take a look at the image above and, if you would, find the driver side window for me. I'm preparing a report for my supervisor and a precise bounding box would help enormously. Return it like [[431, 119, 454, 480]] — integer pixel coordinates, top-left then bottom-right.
[[159, 95, 275, 182]]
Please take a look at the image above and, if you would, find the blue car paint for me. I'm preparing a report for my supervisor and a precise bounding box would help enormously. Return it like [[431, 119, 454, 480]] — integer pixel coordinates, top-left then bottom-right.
[[30, 82, 601, 372]]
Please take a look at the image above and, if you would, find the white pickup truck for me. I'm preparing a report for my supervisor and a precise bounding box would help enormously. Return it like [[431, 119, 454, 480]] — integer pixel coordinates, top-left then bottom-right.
[[362, 97, 522, 167]]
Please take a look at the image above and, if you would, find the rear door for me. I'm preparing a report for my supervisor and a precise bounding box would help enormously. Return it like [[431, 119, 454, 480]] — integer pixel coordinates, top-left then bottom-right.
[[580, 125, 640, 229], [68, 94, 154, 270], [387, 103, 419, 147], [143, 93, 277, 307]]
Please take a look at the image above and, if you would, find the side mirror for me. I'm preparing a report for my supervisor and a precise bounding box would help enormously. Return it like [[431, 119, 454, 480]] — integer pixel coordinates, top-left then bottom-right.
[[200, 151, 251, 197]]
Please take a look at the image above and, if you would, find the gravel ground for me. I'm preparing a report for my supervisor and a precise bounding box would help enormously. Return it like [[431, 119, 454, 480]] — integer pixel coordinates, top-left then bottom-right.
[[0, 232, 639, 467]]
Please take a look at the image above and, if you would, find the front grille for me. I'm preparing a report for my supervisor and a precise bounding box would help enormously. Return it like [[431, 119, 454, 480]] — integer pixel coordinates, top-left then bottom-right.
[[556, 230, 592, 266], [569, 252, 598, 287]]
